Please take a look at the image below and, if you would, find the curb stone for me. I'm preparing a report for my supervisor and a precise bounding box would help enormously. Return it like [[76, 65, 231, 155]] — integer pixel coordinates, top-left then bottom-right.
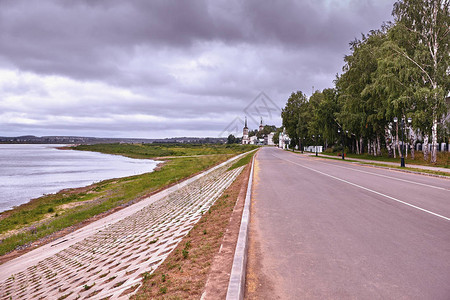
[[226, 153, 256, 300]]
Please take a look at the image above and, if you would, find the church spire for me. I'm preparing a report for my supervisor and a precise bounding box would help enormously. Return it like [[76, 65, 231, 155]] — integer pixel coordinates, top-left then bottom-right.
[[244, 116, 248, 128]]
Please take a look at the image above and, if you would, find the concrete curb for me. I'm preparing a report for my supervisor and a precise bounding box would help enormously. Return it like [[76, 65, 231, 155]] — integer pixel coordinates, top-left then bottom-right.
[[226, 153, 256, 300]]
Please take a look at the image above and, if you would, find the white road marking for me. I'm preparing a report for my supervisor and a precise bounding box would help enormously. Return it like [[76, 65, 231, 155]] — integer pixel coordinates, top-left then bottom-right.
[[272, 153, 450, 222], [314, 159, 449, 191]]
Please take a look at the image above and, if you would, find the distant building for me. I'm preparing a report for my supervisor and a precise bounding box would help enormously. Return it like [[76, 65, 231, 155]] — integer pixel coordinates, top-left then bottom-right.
[[249, 136, 257, 145], [259, 117, 264, 132], [279, 128, 290, 149], [266, 132, 275, 146], [242, 117, 250, 145]]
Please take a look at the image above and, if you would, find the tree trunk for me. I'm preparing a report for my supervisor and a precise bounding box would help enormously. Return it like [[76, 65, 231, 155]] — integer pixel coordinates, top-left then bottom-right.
[[430, 3, 439, 163], [431, 119, 438, 163], [423, 134, 429, 161], [356, 137, 360, 154], [410, 129, 416, 160], [396, 121, 401, 158], [360, 137, 364, 154], [376, 135, 381, 156], [367, 141, 371, 155], [385, 127, 393, 158]]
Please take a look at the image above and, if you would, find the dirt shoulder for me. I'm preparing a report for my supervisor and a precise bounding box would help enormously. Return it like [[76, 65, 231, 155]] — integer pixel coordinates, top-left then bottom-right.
[[132, 162, 251, 299]]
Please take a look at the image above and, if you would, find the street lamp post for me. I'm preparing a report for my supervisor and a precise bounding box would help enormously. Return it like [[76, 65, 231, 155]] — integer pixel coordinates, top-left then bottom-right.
[[300, 136, 303, 154], [394, 117, 411, 167], [338, 129, 344, 160], [402, 118, 412, 161], [344, 131, 348, 159], [313, 135, 318, 156], [303, 137, 306, 153]]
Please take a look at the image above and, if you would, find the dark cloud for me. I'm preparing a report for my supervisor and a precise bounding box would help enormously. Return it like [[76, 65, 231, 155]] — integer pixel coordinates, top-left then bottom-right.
[[0, 0, 395, 138]]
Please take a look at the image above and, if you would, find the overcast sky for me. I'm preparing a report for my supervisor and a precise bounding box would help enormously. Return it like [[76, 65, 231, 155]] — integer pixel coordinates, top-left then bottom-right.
[[0, 0, 395, 139]]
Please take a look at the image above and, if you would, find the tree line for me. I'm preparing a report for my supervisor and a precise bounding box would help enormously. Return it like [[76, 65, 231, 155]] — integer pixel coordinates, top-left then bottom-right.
[[282, 0, 449, 163]]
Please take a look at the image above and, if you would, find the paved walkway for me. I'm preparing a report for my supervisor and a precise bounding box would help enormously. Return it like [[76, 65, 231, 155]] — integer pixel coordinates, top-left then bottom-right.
[[309, 152, 449, 173], [0, 155, 245, 300]]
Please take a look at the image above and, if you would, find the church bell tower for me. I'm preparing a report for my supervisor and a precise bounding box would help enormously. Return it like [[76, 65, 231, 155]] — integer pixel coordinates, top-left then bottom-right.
[[242, 117, 249, 144]]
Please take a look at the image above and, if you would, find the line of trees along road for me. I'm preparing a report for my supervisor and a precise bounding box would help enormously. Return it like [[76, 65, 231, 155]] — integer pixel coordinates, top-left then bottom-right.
[[282, 0, 449, 163]]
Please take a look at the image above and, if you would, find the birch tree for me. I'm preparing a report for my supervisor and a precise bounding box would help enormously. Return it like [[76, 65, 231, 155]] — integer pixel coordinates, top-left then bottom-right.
[[391, 0, 450, 162]]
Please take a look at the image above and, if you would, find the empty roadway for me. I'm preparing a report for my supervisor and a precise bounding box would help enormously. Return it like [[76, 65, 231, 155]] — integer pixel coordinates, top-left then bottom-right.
[[249, 147, 449, 299]]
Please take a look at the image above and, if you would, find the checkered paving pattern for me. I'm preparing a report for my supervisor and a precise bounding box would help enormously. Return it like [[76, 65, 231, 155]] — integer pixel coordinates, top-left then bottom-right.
[[0, 163, 244, 299]]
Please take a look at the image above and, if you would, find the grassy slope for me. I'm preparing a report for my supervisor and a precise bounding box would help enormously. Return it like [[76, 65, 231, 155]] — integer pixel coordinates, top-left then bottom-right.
[[0, 144, 256, 256], [73, 143, 258, 159]]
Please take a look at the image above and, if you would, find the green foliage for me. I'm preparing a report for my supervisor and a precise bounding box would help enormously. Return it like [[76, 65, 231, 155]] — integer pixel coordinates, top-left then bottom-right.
[[272, 127, 283, 145], [282, 91, 310, 149], [336, 30, 389, 142], [227, 134, 237, 144], [281, 0, 449, 160]]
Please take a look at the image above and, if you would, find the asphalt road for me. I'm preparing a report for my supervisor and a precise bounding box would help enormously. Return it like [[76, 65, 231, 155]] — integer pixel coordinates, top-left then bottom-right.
[[249, 147, 450, 299]]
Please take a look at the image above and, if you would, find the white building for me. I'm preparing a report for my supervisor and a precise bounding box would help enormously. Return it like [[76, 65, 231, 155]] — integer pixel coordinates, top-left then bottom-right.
[[279, 128, 290, 149], [266, 132, 276, 146], [242, 117, 249, 145], [249, 136, 257, 145]]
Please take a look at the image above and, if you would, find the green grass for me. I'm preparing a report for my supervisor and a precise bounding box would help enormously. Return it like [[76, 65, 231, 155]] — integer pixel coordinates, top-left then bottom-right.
[[227, 150, 257, 171], [73, 143, 258, 159], [0, 144, 255, 256]]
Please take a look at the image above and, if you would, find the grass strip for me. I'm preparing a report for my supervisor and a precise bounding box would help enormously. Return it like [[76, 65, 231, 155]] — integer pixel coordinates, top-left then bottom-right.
[[228, 150, 257, 171], [73, 143, 258, 159]]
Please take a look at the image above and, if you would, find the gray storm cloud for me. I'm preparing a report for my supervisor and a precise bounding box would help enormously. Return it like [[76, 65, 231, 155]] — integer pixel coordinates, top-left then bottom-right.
[[0, 0, 394, 138]]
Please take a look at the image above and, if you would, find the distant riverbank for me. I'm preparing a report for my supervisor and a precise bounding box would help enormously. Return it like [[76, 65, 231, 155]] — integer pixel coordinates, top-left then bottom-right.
[[0, 144, 160, 212]]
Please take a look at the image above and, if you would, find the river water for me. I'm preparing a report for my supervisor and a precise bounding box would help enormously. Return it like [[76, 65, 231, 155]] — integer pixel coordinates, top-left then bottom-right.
[[0, 144, 160, 212]]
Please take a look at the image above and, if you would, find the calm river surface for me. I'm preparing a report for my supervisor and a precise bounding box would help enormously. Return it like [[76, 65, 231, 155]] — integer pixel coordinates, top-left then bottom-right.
[[0, 144, 160, 212]]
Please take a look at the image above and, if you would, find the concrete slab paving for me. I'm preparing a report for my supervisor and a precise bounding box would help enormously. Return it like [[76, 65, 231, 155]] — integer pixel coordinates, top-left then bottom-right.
[[0, 155, 246, 300]]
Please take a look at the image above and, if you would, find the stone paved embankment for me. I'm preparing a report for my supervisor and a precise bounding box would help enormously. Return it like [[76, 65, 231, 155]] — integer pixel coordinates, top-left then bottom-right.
[[0, 161, 244, 299]]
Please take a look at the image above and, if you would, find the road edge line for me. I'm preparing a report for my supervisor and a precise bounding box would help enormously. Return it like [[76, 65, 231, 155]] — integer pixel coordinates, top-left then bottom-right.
[[226, 153, 255, 300]]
